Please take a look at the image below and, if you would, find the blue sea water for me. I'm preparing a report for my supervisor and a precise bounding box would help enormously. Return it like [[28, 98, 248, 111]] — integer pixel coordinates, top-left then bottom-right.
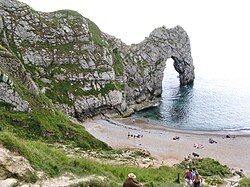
[[133, 59, 250, 132]]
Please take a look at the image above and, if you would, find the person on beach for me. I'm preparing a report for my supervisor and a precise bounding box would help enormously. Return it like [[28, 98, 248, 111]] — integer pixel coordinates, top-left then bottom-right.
[[123, 173, 144, 187], [184, 168, 192, 187], [193, 171, 203, 187]]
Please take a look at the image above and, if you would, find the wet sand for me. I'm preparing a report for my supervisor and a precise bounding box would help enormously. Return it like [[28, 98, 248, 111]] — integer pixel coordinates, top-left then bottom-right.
[[81, 117, 250, 177]]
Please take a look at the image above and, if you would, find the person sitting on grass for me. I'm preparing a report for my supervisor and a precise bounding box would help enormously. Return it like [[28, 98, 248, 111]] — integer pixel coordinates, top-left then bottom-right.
[[123, 173, 144, 187]]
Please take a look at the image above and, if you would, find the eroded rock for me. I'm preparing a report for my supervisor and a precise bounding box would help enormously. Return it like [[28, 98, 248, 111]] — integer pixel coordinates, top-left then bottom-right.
[[0, 146, 35, 180], [0, 0, 195, 119]]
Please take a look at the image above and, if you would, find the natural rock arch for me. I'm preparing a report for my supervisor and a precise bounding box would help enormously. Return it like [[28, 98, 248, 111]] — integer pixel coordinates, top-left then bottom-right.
[[123, 25, 195, 112]]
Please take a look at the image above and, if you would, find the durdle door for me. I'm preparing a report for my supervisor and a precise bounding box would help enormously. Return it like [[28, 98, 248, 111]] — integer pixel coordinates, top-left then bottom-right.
[[124, 25, 195, 113]]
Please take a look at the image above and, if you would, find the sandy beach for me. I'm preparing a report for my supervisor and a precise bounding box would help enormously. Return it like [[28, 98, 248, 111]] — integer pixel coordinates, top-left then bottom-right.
[[82, 117, 250, 177]]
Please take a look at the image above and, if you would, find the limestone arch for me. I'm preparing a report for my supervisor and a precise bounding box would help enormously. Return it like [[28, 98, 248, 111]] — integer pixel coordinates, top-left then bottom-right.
[[124, 25, 195, 112]]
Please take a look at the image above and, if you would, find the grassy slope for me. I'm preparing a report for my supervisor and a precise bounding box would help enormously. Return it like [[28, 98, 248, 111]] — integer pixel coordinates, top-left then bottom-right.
[[240, 178, 250, 187], [0, 131, 185, 186], [0, 97, 238, 187], [0, 41, 237, 187], [0, 45, 182, 186]]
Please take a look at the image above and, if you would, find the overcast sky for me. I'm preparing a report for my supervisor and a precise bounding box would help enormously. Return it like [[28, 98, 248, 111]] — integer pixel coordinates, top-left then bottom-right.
[[19, 0, 250, 80]]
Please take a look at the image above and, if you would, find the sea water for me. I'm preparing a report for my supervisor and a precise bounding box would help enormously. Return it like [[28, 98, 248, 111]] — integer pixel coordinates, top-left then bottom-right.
[[133, 59, 250, 133]]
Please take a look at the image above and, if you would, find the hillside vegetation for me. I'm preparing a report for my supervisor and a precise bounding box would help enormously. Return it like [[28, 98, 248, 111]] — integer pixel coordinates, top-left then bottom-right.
[[0, 0, 248, 186], [0, 44, 183, 185], [0, 52, 241, 186]]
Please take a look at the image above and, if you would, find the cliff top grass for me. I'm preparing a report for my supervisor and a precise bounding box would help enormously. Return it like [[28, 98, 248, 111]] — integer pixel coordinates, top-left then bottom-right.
[[0, 131, 183, 186], [54, 9, 83, 18], [0, 128, 237, 186], [240, 178, 250, 187]]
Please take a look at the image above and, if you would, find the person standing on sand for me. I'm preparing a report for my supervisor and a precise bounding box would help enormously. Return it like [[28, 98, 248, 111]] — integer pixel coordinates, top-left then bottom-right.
[[123, 173, 144, 187]]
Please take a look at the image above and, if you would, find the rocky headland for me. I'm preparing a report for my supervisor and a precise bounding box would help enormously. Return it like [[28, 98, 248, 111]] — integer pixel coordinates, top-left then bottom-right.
[[0, 0, 194, 120]]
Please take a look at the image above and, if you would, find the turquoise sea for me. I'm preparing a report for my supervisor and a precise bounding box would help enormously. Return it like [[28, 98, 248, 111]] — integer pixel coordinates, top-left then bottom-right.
[[134, 59, 250, 133]]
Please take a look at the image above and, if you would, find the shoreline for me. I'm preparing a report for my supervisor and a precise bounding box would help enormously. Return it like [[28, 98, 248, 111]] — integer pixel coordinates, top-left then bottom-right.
[[116, 117, 250, 137], [82, 117, 250, 177]]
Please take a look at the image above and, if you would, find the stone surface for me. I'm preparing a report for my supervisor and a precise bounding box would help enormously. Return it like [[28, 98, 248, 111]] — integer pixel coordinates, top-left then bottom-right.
[[0, 71, 30, 112], [0, 146, 35, 180], [0, 178, 18, 187], [0, 0, 195, 119]]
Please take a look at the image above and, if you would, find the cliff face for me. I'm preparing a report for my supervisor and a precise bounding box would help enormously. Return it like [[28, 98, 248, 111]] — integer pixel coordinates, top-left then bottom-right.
[[0, 0, 194, 120]]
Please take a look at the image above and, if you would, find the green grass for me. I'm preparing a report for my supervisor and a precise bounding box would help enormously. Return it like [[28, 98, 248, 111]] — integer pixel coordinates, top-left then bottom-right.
[[0, 75, 181, 185], [177, 158, 232, 186], [0, 65, 232, 187], [240, 178, 250, 186], [0, 133, 99, 177], [54, 9, 83, 18], [0, 109, 110, 150], [42, 79, 125, 105], [1, 123, 232, 186], [205, 176, 224, 186], [86, 19, 105, 47], [0, 44, 16, 58], [100, 82, 124, 96], [0, 71, 110, 150], [178, 158, 231, 177], [0, 101, 14, 110], [2, 28, 22, 61], [69, 179, 117, 187], [0, 132, 183, 186], [112, 48, 124, 76]]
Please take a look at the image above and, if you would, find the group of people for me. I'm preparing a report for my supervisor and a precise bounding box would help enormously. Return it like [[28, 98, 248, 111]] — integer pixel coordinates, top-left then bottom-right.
[[173, 136, 180, 140], [209, 137, 217, 144], [184, 167, 203, 187], [123, 169, 203, 187], [128, 132, 143, 138], [184, 152, 201, 162]]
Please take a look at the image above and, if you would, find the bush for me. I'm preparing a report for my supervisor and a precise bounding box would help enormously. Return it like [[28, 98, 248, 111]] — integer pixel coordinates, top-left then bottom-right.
[[69, 179, 117, 187], [177, 158, 232, 186], [205, 176, 224, 185], [177, 158, 231, 177]]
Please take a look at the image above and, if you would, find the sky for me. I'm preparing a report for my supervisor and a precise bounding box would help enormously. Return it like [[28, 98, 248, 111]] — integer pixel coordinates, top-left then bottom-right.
[[19, 0, 250, 80]]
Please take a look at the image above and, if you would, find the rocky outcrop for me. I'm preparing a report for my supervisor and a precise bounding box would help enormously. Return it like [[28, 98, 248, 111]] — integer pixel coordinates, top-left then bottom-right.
[[0, 178, 18, 187], [0, 71, 30, 112], [0, 45, 33, 112], [0, 146, 35, 180], [0, 0, 194, 119], [121, 25, 194, 111], [0, 40, 39, 95]]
